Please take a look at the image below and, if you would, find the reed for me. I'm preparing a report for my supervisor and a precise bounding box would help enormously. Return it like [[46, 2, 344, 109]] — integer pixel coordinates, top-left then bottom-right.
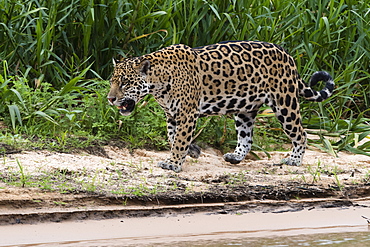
[[0, 0, 369, 154]]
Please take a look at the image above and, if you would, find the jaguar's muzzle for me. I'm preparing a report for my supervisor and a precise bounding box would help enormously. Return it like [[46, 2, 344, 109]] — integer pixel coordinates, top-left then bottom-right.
[[117, 99, 136, 115]]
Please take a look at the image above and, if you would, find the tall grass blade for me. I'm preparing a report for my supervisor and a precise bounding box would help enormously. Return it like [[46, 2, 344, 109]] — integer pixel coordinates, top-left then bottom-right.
[[8, 105, 22, 130]]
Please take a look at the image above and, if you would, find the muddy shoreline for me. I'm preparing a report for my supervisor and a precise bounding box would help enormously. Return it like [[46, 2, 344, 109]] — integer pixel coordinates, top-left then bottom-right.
[[0, 188, 368, 225], [2, 202, 370, 247], [1, 144, 370, 226], [1, 182, 370, 225]]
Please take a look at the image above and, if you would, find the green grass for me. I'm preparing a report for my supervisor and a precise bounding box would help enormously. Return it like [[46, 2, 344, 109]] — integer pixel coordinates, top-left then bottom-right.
[[0, 0, 369, 155]]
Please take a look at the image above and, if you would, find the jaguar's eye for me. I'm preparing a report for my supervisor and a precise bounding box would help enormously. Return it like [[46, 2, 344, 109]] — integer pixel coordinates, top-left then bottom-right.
[[120, 75, 127, 82]]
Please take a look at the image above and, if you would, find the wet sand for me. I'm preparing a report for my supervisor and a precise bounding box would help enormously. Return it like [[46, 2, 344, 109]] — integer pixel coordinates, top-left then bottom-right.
[[1, 201, 370, 247]]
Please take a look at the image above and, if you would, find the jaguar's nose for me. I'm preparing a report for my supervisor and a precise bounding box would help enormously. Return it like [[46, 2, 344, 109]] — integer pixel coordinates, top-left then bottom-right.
[[107, 96, 116, 105]]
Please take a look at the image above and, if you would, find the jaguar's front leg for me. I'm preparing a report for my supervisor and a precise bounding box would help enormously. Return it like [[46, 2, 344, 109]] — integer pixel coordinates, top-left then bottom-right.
[[159, 114, 198, 172], [165, 113, 176, 149], [165, 113, 201, 159]]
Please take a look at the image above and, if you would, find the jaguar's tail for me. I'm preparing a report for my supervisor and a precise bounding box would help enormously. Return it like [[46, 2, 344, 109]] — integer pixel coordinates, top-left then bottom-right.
[[299, 71, 335, 102]]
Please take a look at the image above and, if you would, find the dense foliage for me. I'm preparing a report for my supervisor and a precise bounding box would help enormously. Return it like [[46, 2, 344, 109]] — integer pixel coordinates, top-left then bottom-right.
[[0, 0, 369, 155]]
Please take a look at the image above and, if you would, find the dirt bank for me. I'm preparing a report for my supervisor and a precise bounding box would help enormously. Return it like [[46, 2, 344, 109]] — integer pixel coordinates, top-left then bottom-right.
[[1, 143, 370, 225]]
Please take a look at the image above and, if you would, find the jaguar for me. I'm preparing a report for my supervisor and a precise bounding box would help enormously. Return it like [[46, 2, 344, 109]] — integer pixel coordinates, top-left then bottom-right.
[[108, 41, 335, 172]]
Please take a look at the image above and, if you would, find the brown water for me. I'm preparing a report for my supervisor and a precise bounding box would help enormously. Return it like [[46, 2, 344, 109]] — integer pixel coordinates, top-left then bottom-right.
[[1, 206, 370, 246]]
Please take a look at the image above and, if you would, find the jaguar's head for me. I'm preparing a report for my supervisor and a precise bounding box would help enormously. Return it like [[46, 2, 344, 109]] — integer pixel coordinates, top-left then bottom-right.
[[107, 57, 151, 116]]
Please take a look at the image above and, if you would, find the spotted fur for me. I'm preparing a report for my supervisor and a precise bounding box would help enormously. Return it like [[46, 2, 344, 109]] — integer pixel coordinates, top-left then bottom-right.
[[108, 41, 335, 172]]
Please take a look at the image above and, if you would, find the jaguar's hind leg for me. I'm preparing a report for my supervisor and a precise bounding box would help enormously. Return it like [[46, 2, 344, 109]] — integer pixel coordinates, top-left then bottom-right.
[[271, 104, 307, 166], [224, 111, 258, 164]]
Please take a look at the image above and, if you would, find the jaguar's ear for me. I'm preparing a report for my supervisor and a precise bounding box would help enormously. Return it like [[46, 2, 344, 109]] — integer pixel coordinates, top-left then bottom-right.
[[112, 58, 118, 67], [139, 60, 150, 75]]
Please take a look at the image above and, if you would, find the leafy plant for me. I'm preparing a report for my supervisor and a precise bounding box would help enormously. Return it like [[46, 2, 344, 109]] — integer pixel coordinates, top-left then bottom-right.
[[0, 0, 369, 155]]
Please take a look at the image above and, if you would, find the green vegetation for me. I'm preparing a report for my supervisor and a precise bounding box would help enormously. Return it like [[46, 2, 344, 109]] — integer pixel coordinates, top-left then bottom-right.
[[0, 0, 369, 155]]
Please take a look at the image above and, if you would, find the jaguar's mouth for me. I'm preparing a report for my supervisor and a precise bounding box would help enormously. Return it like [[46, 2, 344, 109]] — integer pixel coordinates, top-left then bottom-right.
[[117, 99, 136, 115]]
